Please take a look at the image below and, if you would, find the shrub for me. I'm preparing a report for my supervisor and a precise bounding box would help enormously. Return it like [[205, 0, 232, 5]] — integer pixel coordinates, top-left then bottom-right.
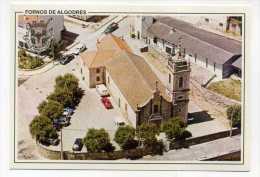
[[161, 117, 191, 140], [145, 139, 164, 155], [121, 139, 139, 150], [137, 123, 159, 145], [114, 125, 135, 149], [29, 115, 58, 142], [103, 142, 115, 153], [38, 100, 64, 120], [83, 128, 111, 153], [227, 104, 241, 128]]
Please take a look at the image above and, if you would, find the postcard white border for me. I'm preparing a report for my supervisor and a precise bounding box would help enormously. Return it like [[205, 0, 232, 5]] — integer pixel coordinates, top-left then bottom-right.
[[10, 2, 251, 171]]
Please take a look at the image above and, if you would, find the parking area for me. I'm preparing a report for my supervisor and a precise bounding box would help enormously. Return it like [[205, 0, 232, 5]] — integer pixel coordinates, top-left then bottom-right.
[[59, 88, 125, 152]]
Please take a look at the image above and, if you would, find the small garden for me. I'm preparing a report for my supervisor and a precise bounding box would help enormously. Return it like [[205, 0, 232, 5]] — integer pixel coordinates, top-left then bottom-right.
[[18, 48, 44, 69], [207, 78, 241, 101], [29, 73, 84, 146]]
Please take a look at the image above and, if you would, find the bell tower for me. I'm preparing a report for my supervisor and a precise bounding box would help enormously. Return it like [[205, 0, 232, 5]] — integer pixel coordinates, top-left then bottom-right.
[[167, 53, 191, 123]]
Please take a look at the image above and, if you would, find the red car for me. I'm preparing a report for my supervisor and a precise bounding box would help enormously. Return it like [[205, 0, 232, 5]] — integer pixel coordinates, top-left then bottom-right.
[[101, 97, 113, 109]]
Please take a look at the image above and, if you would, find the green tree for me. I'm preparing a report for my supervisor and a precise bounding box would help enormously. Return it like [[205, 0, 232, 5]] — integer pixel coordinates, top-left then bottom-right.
[[137, 123, 159, 145], [37, 100, 47, 114], [55, 73, 79, 93], [161, 117, 192, 140], [227, 104, 241, 128], [114, 125, 136, 150], [83, 128, 113, 153], [47, 88, 74, 107], [29, 115, 58, 142], [39, 100, 64, 120]]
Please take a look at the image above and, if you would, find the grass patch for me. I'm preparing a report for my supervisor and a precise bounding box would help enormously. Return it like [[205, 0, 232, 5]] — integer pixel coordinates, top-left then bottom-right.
[[208, 79, 241, 101], [18, 49, 44, 69]]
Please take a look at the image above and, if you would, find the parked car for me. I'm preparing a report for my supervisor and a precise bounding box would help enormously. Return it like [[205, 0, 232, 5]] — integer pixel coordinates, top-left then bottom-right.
[[104, 22, 119, 34], [101, 97, 113, 109], [40, 137, 59, 146], [59, 54, 74, 65], [63, 107, 74, 117], [53, 116, 70, 126], [72, 138, 83, 151], [114, 116, 126, 127], [96, 84, 109, 97], [71, 43, 87, 55]]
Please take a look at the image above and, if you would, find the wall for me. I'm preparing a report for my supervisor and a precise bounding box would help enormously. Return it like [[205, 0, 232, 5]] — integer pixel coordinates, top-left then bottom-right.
[[88, 67, 106, 88], [105, 71, 137, 127], [37, 142, 152, 160]]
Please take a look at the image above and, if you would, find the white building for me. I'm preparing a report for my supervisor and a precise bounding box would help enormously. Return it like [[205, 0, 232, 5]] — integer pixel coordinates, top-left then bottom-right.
[[18, 15, 64, 53], [136, 16, 242, 79]]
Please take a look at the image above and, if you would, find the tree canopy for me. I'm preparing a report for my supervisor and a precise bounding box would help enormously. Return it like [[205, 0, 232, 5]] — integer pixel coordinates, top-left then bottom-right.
[[83, 128, 113, 153], [114, 125, 136, 150], [38, 100, 64, 120], [161, 117, 192, 140], [29, 115, 58, 142], [137, 123, 160, 144]]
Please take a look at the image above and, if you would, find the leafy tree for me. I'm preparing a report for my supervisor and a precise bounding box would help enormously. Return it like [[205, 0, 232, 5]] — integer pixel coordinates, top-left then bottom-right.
[[47, 88, 74, 107], [137, 123, 159, 145], [38, 100, 64, 120], [37, 100, 47, 114], [55, 74, 79, 94], [114, 125, 135, 148], [227, 104, 241, 128], [161, 117, 192, 140], [29, 115, 58, 142], [83, 128, 112, 153]]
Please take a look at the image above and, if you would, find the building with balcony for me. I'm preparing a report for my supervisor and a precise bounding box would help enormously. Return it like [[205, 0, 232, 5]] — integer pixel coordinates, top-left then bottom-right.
[[17, 15, 64, 54], [80, 34, 190, 127]]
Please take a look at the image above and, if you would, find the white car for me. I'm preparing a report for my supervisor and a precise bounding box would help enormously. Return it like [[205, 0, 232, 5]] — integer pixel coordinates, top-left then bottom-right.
[[96, 84, 109, 97], [71, 43, 87, 55], [114, 116, 126, 127]]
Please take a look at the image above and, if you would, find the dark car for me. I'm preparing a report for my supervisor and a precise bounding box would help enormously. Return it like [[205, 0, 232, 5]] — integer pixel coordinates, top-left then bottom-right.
[[53, 116, 70, 127], [59, 54, 74, 65], [72, 138, 83, 151], [40, 138, 59, 146], [104, 22, 119, 34]]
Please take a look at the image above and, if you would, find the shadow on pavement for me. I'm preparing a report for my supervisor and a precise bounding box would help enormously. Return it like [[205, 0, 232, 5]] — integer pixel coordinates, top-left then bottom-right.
[[188, 111, 214, 125]]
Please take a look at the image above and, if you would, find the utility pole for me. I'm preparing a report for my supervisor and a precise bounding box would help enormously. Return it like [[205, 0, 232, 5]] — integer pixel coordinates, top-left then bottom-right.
[[229, 109, 233, 137], [60, 128, 64, 160]]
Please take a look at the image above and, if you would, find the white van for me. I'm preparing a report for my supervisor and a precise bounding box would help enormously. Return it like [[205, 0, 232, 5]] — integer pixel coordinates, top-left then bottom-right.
[[96, 84, 109, 97]]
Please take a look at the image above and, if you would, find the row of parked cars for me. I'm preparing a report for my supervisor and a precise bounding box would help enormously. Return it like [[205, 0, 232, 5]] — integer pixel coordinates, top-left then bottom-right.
[[59, 43, 87, 65]]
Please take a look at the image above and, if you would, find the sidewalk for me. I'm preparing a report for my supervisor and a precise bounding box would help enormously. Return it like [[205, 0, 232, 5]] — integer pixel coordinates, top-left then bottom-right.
[[18, 61, 58, 77]]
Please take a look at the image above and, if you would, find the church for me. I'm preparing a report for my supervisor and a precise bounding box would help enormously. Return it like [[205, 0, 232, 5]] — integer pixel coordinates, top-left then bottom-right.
[[80, 34, 190, 127]]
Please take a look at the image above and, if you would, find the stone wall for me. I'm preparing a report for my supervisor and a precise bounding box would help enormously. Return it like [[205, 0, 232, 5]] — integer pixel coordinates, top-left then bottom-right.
[[170, 128, 241, 149]]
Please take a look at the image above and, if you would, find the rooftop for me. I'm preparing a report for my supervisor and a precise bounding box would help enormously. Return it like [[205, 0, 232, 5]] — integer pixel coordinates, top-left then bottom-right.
[[105, 50, 171, 111], [147, 17, 242, 65]]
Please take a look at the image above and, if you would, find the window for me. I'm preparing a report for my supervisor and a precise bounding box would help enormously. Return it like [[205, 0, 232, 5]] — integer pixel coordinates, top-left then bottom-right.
[[179, 77, 184, 88], [96, 68, 100, 73], [153, 105, 159, 113], [214, 62, 216, 72], [125, 104, 128, 112], [195, 53, 197, 63], [168, 74, 171, 84], [153, 37, 158, 44], [205, 18, 209, 23], [206, 58, 208, 68], [96, 76, 100, 82], [166, 46, 172, 54]]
